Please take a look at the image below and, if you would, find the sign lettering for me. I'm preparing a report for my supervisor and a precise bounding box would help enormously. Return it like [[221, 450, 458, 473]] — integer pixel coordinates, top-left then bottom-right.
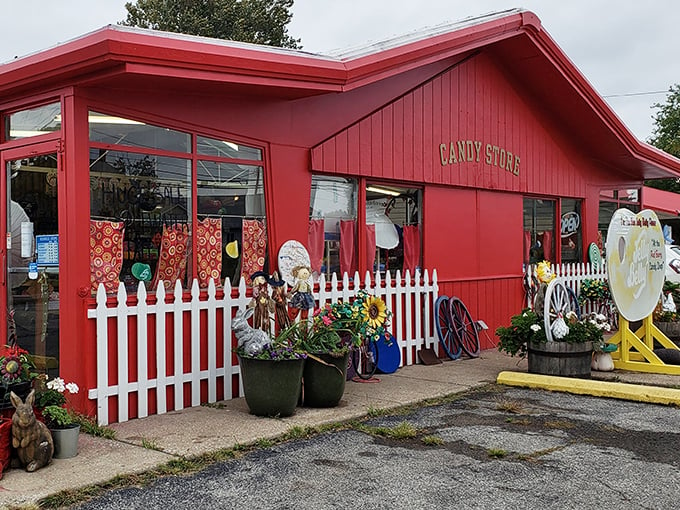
[[439, 140, 520, 176]]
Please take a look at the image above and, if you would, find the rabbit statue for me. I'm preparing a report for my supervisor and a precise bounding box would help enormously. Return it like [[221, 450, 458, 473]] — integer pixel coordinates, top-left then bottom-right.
[[232, 307, 270, 356], [11, 390, 54, 472]]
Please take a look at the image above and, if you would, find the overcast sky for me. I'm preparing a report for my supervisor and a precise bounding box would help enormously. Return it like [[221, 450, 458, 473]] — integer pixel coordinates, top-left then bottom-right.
[[2, 1, 678, 142]]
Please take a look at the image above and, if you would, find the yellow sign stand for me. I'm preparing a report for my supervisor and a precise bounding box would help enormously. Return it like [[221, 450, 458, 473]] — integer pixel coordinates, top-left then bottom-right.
[[608, 314, 680, 375]]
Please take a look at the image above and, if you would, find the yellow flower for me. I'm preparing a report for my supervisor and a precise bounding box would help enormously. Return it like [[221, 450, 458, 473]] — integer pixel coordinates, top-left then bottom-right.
[[362, 296, 387, 328]]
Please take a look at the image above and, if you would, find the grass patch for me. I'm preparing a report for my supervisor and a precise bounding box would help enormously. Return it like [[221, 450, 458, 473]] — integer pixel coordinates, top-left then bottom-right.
[[495, 398, 525, 414], [421, 435, 444, 446], [357, 421, 419, 439], [487, 448, 507, 458], [75, 414, 116, 439], [141, 438, 161, 451]]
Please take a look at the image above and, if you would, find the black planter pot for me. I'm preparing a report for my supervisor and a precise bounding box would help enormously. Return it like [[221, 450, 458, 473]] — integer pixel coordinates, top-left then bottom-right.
[[0, 380, 31, 410], [302, 352, 349, 408], [238, 355, 304, 417], [528, 341, 593, 378]]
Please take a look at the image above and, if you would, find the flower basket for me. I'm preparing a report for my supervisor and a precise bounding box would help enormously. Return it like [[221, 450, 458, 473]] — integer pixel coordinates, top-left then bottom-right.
[[302, 352, 349, 407], [528, 341, 593, 378], [238, 355, 304, 417]]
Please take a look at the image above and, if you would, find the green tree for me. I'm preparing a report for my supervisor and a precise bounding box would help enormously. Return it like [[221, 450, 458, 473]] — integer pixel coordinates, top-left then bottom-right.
[[647, 84, 680, 192], [121, 0, 301, 49]]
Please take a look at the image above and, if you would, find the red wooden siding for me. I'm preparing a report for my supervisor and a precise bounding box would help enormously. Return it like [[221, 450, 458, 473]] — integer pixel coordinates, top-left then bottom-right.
[[311, 52, 593, 199]]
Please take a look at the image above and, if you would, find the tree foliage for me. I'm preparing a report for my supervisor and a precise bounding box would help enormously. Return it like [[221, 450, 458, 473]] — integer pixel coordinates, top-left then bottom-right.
[[121, 0, 301, 49], [646, 84, 680, 192]]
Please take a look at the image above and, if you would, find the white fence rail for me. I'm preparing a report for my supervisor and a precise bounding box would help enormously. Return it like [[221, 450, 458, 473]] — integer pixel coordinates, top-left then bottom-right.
[[87, 269, 439, 425], [524, 262, 609, 315]]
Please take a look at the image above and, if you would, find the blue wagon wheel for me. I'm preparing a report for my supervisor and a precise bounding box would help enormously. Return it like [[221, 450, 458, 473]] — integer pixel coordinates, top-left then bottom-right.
[[435, 296, 462, 360], [449, 297, 480, 358]]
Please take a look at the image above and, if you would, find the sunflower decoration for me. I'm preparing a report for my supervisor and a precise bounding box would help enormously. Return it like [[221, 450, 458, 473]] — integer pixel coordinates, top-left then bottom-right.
[[1, 355, 21, 381], [362, 295, 388, 329], [0, 344, 36, 385]]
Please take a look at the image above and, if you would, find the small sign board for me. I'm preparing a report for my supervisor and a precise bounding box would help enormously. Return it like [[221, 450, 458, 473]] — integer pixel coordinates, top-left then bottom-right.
[[36, 234, 59, 266], [606, 209, 665, 321]]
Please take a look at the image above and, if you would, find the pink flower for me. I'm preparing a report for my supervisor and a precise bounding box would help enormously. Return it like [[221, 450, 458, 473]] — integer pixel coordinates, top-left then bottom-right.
[[322, 316, 332, 326]]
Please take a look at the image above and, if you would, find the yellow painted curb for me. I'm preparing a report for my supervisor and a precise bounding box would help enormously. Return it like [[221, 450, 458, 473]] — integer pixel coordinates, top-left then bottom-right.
[[497, 371, 680, 406]]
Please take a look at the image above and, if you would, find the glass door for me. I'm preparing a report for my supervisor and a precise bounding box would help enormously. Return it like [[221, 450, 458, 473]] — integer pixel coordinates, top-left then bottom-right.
[[2, 148, 60, 375]]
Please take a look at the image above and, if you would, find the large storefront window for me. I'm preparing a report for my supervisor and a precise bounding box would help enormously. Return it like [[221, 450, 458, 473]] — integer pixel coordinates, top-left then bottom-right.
[[89, 112, 266, 292], [523, 198, 556, 264], [560, 198, 582, 263], [365, 184, 421, 277], [309, 176, 357, 279]]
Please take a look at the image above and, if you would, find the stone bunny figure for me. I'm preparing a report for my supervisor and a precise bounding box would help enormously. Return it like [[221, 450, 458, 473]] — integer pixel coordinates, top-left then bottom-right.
[[232, 307, 270, 356], [11, 390, 54, 472]]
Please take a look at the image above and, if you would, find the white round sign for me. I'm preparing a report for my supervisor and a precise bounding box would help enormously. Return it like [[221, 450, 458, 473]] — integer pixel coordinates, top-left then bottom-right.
[[277, 240, 311, 287], [605, 208, 665, 322]]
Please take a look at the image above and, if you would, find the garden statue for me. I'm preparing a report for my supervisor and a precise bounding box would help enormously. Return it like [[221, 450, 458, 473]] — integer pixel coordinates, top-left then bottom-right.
[[287, 265, 314, 322], [249, 271, 274, 334], [232, 308, 269, 357], [10, 390, 53, 472], [268, 271, 290, 332]]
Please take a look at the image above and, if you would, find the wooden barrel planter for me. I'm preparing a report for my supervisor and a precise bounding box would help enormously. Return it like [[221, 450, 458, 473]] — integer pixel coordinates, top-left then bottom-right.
[[528, 341, 593, 378], [656, 322, 680, 342]]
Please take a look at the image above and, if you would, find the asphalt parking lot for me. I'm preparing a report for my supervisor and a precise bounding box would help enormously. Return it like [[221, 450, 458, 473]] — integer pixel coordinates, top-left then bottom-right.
[[72, 385, 680, 510]]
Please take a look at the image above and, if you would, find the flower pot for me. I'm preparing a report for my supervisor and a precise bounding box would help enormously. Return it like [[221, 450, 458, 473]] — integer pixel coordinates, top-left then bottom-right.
[[591, 351, 615, 372], [238, 355, 304, 417], [303, 352, 349, 407], [50, 424, 80, 459], [528, 341, 593, 378]]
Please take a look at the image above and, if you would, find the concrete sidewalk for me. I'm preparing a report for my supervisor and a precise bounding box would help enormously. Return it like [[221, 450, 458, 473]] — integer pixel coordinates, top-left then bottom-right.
[[1, 349, 679, 508]]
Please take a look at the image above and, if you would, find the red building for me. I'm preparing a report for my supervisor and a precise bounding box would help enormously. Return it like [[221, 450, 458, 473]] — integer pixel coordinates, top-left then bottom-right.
[[2, 9, 680, 421]]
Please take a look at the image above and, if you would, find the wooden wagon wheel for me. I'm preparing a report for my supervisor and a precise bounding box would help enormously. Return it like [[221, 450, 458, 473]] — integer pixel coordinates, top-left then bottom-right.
[[543, 278, 577, 342]]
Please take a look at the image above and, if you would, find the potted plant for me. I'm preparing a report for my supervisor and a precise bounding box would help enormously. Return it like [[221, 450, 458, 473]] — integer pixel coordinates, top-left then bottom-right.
[[496, 309, 608, 378], [36, 377, 80, 459], [297, 301, 360, 408], [232, 308, 306, 417]]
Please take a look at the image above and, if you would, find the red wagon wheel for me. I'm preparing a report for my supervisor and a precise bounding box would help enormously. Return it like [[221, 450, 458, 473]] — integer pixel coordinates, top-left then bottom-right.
[[449, 297, 480, 358]]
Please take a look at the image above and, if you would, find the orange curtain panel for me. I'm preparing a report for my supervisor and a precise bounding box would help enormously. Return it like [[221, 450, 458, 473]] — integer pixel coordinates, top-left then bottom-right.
[[90, 220, 125, 294], [241, 219, 267, 284], [197, 217, 222, 288], [152, 224, 190, 290]]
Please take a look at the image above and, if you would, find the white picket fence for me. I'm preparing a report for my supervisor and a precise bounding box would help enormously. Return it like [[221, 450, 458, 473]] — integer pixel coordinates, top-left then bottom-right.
[[524, 262, 609, 315], [87, 269, 439, 425]]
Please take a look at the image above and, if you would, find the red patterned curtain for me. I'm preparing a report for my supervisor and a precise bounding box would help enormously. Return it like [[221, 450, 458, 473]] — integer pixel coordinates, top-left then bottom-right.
[[152, 224, 190, 290], [308, 219, 325, 275], [241, 219, 267, 284], [402, 225, 420, 273], [365, 224, 376, 272], [197, 217, 222, 288], [90, 220, 125, 294], [339, 219, 356, 277]]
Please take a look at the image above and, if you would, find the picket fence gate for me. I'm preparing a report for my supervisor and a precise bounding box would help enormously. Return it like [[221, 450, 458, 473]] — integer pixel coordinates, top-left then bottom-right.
[[87, 269, 439, 425]]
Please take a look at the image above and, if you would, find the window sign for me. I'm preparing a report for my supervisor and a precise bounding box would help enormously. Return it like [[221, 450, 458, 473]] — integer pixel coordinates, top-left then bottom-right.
[[36, 234, 59, 266]]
